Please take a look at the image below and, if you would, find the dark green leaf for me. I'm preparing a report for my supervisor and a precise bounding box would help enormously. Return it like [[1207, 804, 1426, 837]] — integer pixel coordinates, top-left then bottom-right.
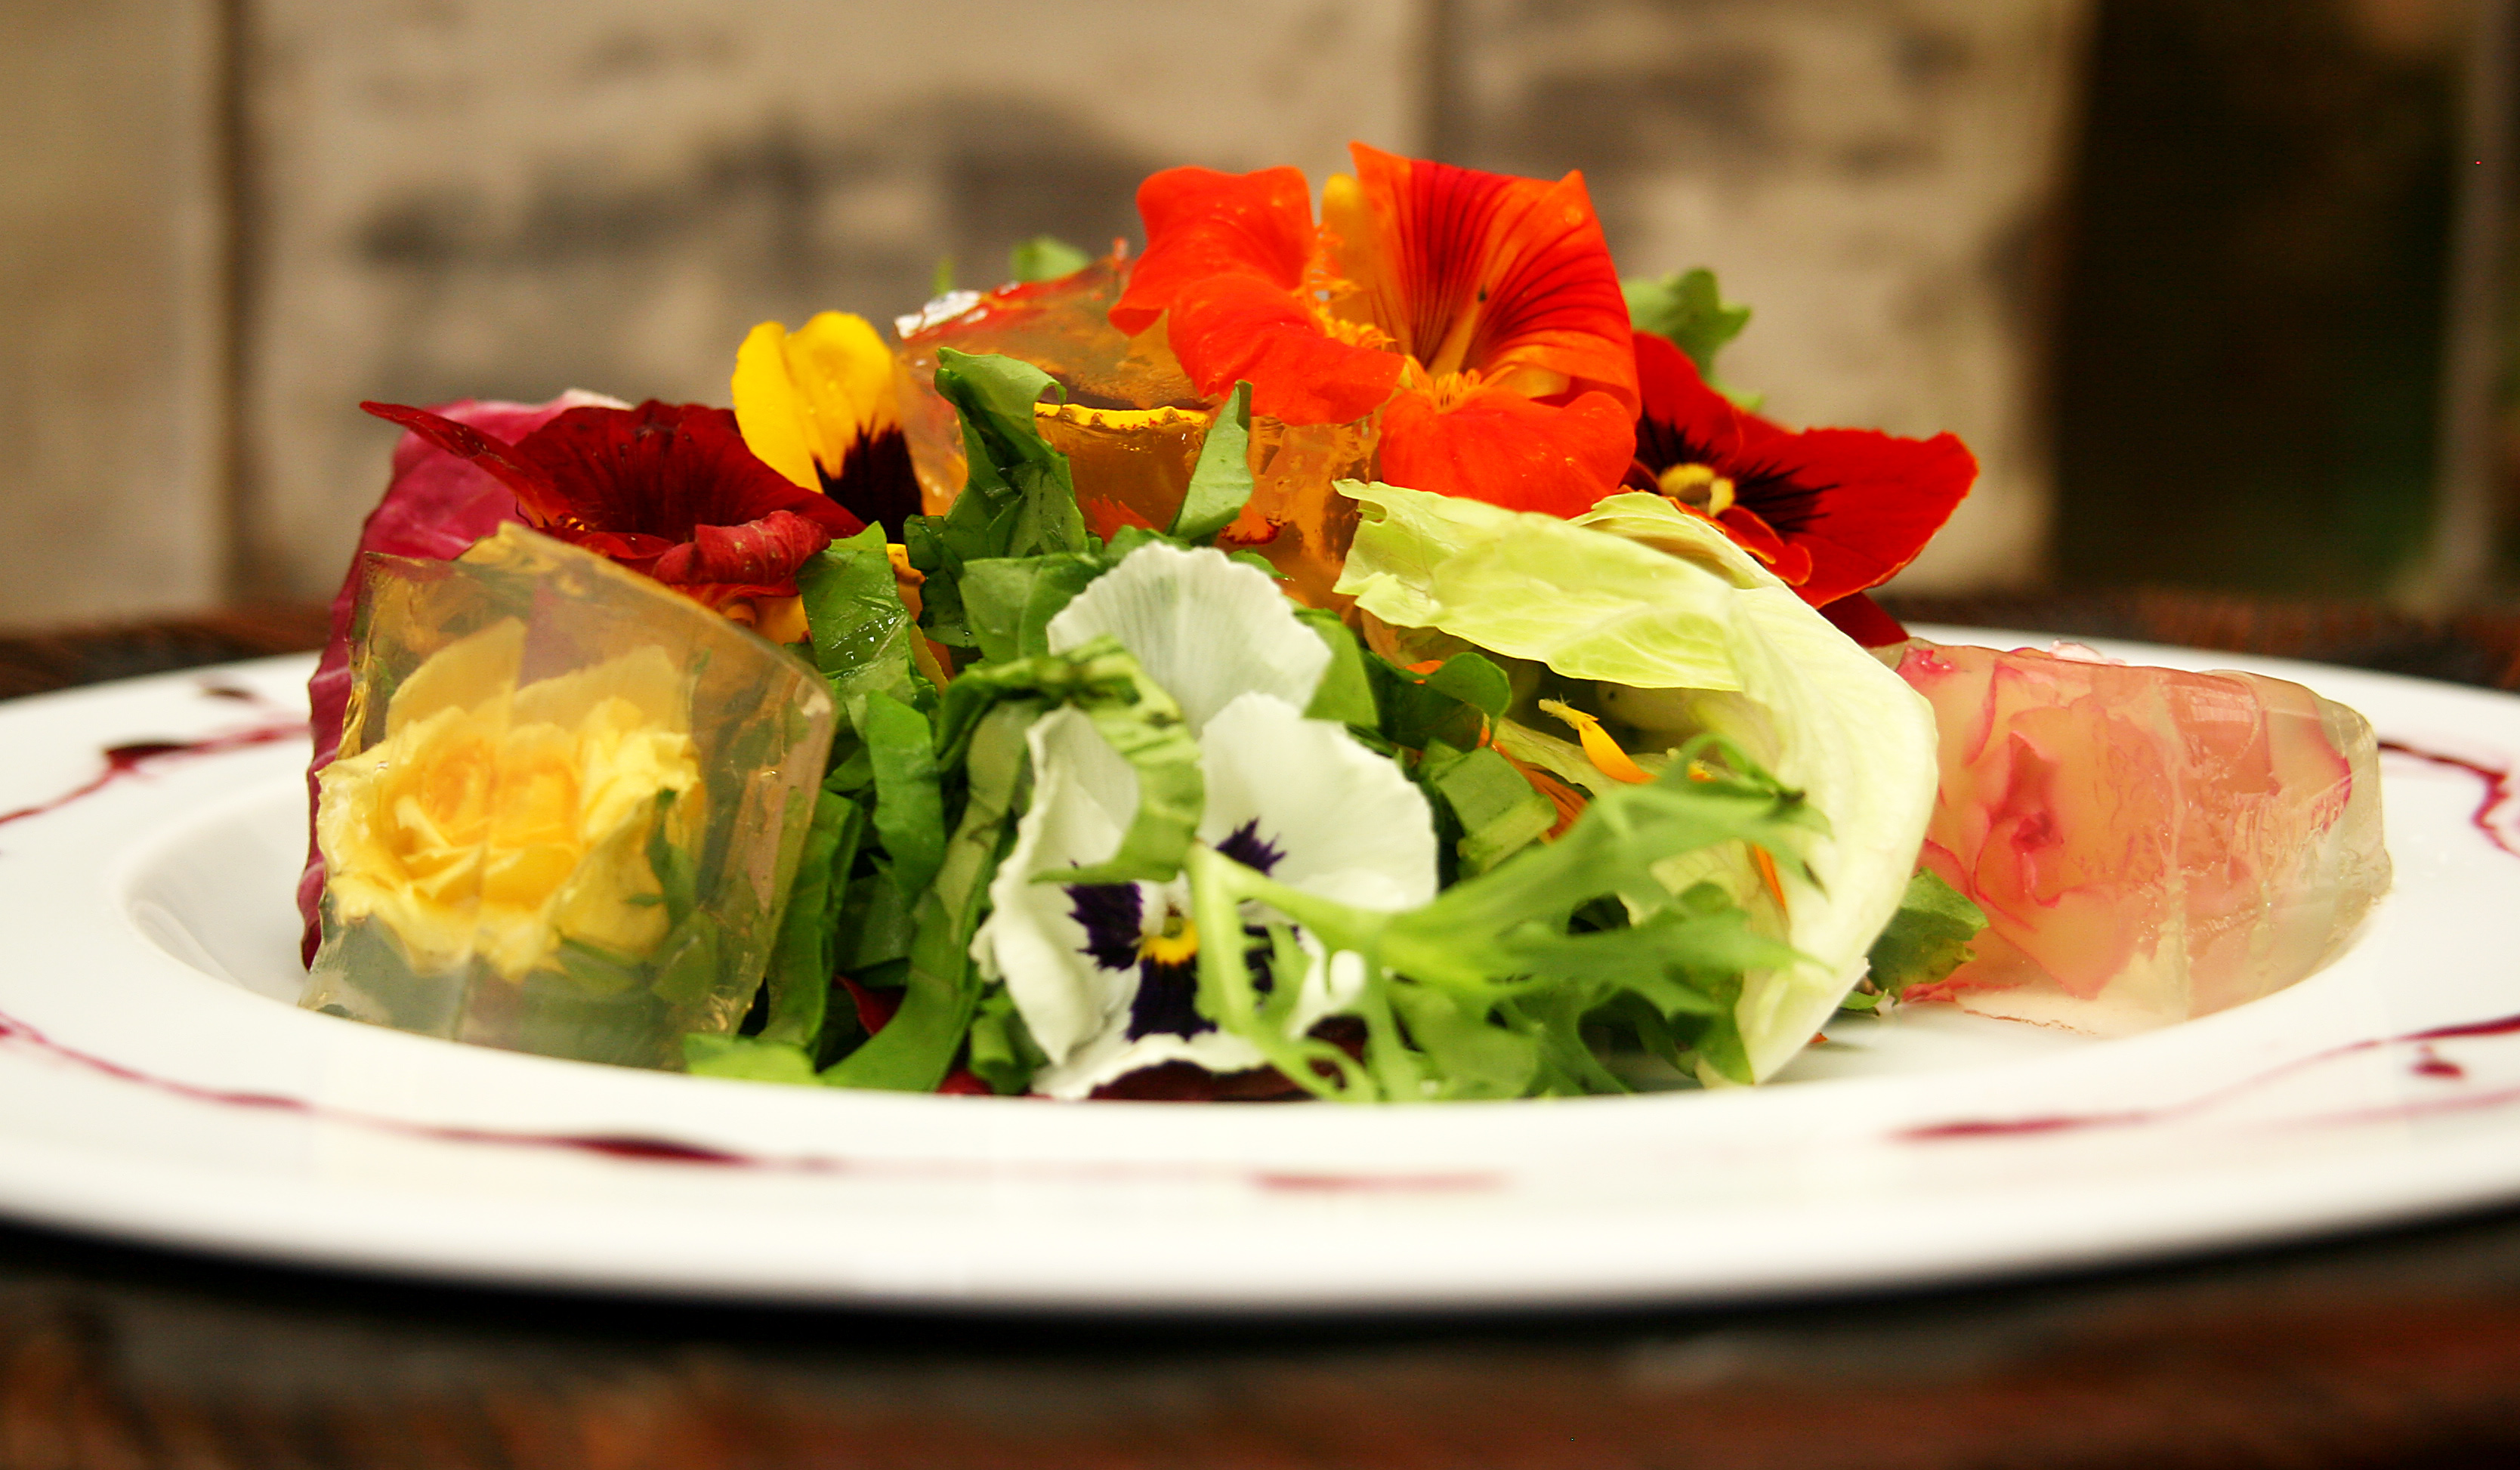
[[933, 637, 1203, 888], [1367, 651, 1506, 752], [820, 703, 1034, 1092], [644, 788, 699, 928], [649, 917, 722, 1007], [863, 690, 946, 901], [1422, 653, 1511, 722], [1169, 381, 1254, 545], [966, 987, 1048, 1095], [1862, 869, 1987, 1002], [931, 348, 1089, 561], [755, 790, 863, 1048], [1292, 608, 1379, 727], [838, 870, 916, 971], [797, 524, 930, 727], [959, 553, 1104, 664]]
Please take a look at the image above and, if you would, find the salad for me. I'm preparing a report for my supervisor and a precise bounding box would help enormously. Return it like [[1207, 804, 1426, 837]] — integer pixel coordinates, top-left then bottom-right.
[[295, 144, 2386, 1101]]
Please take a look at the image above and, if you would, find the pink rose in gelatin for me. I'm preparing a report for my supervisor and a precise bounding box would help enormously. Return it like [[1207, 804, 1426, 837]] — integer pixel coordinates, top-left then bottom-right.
[[1895, 641, 2390, 1033]]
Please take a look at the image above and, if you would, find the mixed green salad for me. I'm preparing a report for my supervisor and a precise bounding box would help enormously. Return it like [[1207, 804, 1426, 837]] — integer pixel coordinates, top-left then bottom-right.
[[679, 349, 1979, 1101]]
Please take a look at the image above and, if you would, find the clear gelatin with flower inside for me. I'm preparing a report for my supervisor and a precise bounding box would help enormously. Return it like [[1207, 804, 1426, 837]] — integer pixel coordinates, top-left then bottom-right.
[[302, 527, 836, 1068], [1895, 641, 2390, 1034]]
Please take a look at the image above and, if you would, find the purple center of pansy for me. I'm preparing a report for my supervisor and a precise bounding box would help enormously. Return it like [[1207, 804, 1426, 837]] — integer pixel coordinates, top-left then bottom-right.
[[1064, 821, 1289, 1042]]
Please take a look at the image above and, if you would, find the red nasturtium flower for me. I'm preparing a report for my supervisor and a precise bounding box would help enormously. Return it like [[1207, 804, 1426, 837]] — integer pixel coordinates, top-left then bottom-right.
[[1623, 331, 1976, 644], [1110, 144, 1638, 517], [360, 399, 863, 618]]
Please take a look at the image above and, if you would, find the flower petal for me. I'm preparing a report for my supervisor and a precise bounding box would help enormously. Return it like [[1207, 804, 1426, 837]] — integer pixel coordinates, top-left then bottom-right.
[[1163, 273, 1401, 424], [732, 313, 924, 539], [1377, 384, 1635, 517], [1198, 692, 1438, 909], [1111, 165, 1317, 336], [513, 401, 863, 547], [1332, 144, 1637, 411], [1045, 542, 1329, 733], [1631, 332, 1975, 607], [977, 706, 1270, 1100], [974, 706, 1141, 1066], [647, 510, 839, 595]]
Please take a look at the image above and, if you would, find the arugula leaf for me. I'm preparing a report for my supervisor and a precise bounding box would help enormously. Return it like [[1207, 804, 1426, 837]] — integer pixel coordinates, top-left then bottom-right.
[[1169, 381, 1254, 545], [1187, 737, 1821, 1100], [1009, 234, 1092, 283], [1623, 267, 1751, 378], [1853, 869, 1987, 1007], [863, 690, 947, 902]]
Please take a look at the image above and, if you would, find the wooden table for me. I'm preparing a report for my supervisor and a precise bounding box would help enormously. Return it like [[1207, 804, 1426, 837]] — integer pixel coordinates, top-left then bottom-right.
[[6, 594, 2520, 1470]]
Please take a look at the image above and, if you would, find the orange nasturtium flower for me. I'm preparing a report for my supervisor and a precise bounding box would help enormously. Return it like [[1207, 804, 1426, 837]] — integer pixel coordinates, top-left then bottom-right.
[[1110, 144, 1640, 517]]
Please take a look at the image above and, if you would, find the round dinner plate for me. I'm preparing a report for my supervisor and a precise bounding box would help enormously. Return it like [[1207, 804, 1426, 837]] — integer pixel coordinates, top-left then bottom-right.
[[1, 630, 2515, 1311]]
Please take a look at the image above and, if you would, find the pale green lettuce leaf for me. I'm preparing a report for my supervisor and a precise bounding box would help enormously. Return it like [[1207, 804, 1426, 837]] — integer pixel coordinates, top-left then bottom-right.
[[1342, 483, 1940, 1082], [1333, 481, 1741, 690]]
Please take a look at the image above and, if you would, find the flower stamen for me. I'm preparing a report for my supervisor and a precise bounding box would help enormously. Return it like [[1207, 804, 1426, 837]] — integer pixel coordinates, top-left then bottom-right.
[[1657, 462, 1737, 516]]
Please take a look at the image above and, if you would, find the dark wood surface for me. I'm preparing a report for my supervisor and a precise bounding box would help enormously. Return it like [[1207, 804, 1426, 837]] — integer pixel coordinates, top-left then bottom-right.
[[9, 593, 2520, 1470]]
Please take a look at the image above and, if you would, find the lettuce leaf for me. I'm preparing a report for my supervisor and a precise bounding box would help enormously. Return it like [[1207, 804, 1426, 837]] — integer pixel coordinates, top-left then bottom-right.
[[1336, 481, 1740, 690], [1334, 482, 1941, 1082]]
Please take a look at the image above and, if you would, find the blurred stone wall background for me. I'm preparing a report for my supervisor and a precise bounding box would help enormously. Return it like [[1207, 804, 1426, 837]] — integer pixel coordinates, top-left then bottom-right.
[[0, 0, 2114, 627]]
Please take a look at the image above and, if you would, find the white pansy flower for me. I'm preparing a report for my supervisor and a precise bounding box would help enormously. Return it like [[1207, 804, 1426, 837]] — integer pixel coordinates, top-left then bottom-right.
[[974, 544, 1437, 1099]]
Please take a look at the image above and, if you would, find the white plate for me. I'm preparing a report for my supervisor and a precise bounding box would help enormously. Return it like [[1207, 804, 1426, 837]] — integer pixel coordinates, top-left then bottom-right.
[[2, 632, 2517, 1311]]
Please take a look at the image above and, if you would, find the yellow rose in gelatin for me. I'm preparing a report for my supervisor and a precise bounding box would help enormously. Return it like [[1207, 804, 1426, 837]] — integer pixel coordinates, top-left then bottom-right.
[[317, 620, 703, 981]]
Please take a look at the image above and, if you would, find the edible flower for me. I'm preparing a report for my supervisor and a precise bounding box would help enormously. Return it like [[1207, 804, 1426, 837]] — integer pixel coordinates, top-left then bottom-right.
[[316, 620, 700, 982], [1625, 330, 1976, 644], [298, 389, 627, 966], [731, 310, 926, 539], [974, 543, 1438, 1098], [359, 399, 863, 639], [1111, 144, 1638, 516]]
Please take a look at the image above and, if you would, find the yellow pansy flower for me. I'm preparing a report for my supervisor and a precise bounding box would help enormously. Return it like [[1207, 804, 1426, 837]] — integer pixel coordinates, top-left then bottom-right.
[[732, 311, 923, 536]]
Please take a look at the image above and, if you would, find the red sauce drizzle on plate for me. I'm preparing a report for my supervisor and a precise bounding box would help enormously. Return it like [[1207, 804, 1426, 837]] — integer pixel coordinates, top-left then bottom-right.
[[0, 691, 308, 834], [0, 1004, 1493, 1194], [2379, 738, 2520, 857], [1902, 1012, 2520, 1141]]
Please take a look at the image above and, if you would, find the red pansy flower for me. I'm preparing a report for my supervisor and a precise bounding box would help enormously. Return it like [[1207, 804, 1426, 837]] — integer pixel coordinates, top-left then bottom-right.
[[1110, 144, 1638, 517], [360, 399, 863, 611], [1624, 331, 1975, 644]]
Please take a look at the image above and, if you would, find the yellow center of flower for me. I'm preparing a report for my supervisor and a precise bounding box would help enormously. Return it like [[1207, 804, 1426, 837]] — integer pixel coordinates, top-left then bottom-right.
[[1657, 462, 1736, 517], [1139, 917, 1200, 967]]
